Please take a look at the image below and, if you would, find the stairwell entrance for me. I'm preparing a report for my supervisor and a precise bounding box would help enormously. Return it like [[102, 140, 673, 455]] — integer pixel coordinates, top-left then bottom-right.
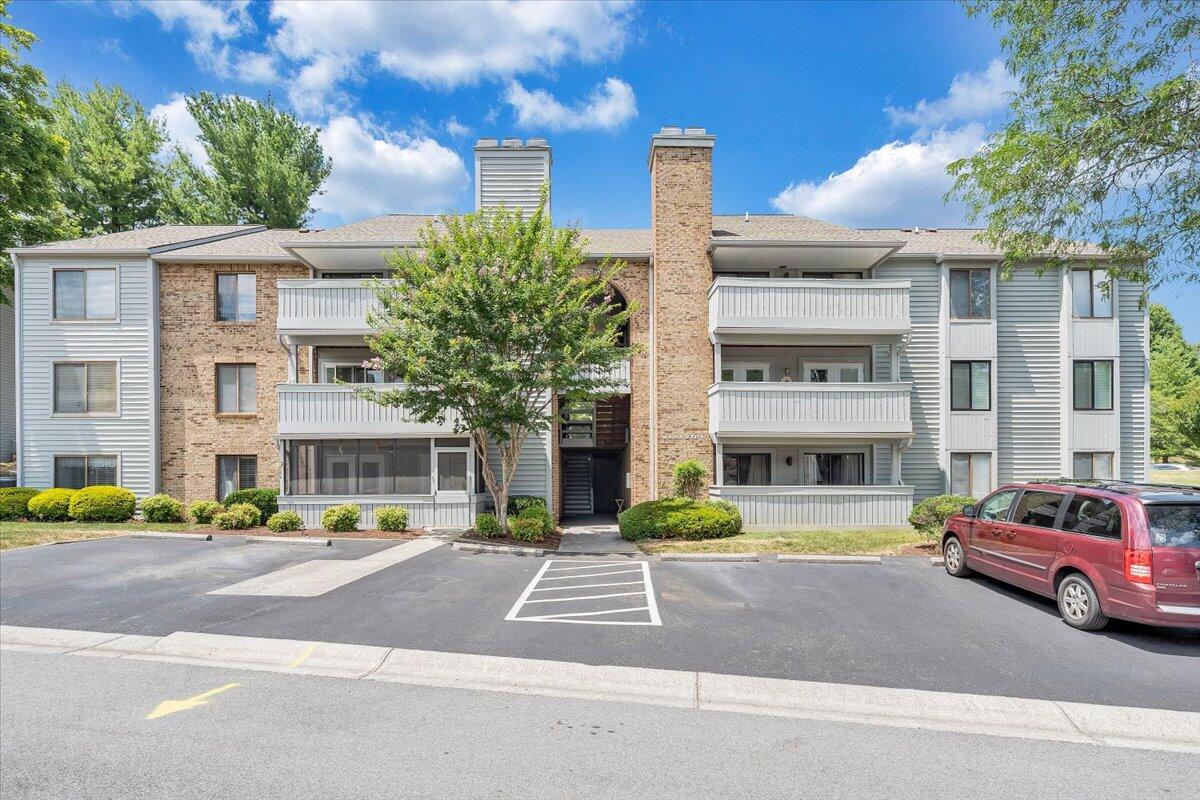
[[559, 395, 630, 519]]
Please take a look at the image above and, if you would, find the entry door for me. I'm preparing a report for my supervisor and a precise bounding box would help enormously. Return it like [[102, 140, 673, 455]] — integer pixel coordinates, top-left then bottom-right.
[[592, 455, 622, 514], [805, 362, 863, 383], [968, 489, 1019, 571], [1005, 490, 1068, 591]]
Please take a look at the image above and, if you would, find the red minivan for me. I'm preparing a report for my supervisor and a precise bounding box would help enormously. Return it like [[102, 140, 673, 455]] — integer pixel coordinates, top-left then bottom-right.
[[941, 481, 1200, 630]]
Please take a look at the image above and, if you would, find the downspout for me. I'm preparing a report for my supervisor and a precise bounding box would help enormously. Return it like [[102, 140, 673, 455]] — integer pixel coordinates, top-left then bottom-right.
[[647, 255, 657, 500]]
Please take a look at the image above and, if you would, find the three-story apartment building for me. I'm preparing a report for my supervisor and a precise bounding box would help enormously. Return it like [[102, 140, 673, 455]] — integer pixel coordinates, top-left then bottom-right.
[[6, 127, 1149, 529]]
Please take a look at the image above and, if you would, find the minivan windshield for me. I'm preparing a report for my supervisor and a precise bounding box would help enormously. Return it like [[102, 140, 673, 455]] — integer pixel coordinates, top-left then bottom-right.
[[1146, 505, 1200, 548]]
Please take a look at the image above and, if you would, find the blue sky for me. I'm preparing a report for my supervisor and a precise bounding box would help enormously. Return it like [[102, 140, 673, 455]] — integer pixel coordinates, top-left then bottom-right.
[[12, 0, 1197, 338]]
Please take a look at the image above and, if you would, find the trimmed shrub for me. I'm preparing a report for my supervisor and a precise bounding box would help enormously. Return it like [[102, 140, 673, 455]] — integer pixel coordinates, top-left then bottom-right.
[[188, 500, 223, 525], [510, 517, 545, 542], [213, 502, 260, 530], [140, 493, 184, 523], [28, 489, 76, 521], [266, 511, 303, 533], [475, 512, 503, 538], [506, 495, 547, 515], [517, 504, 555, 537], [375, 506, 409, 532], [0, 487, 40, 520], [322, 503, 360, 533], [69, 486, 136, 522], [619, 498, 742, 542], [909, 494, 976, 537], [672, 459, 708, 500], [222, 488, 278, 519]]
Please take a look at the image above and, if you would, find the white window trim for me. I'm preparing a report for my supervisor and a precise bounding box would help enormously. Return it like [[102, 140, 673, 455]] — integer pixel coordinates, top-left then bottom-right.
[[53, 453, 122, 488], [949, 451, 993, 497], [50, 360, 121, 417], [50, 265, 120, 323], [720, 449, 774, 487], [433, 438, 473, 496], [802, 361, 865, 383], [799, 446, 873, 486], [319, 361, 393, 384], [1072, 451, 1115, 480]]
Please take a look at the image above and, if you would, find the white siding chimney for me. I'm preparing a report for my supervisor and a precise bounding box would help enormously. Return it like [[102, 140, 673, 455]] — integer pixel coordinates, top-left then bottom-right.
[[474, 137, 551, 215]]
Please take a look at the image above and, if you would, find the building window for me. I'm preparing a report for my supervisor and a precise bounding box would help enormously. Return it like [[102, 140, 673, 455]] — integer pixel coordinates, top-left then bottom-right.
[[1071, 269, 1112, 318], [321, 363, 397, 384], [215, 273, 256, 321], [1012, 490, 1066, 529], [723, 453, 771, 485], [215, 364, 256, 414], [950, 452, 992, 497], [286, 439, 433, 496], [950, 361, 991, 411], [217, 455, 257, 500], [804, 452, 865, 485], [804, 362, 863, 383], [1072, 452, 1114, 480], [53, 362, 117, 414], [53, 269, 116, 320], [1073, 360, 1113, 410], [54, 455, 117, 489], [950, 269, 990, 319]]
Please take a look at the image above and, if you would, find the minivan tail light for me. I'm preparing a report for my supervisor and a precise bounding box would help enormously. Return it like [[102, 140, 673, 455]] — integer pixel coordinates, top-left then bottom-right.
[[1124, 549, 1153, 584]]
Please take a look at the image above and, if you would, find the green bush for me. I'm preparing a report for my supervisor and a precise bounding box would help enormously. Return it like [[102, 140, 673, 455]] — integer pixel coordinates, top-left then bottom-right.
[[672, 459, 708, 500], [266, 511, 303, 533], [375, 506, 409, 532], [909, 494, 976, 536], [618, 498, 742, 541], [0, 487, 40, 520], [517, 504, 555, 537], [222, 488, 278, 519], [322, 503, 360, 533], [188, 500, 223, 524], [510, 517, 545, 542], [213, 502, 261, 530], [69, 486, 136, 522], [506, 495, 547, 515], [475, 512, 503, 538], [28, 489, 77, 521], [140, 493, 184, 523]]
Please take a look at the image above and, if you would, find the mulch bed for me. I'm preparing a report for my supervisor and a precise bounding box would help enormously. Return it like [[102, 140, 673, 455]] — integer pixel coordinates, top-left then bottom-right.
[[897, 541, 940, 557], [458, 528, 563, 551], [204, 527, 423, 541]]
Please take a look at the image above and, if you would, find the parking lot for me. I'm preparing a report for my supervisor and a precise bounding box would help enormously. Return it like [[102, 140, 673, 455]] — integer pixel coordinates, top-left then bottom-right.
[[1, 534, 1196, 711]]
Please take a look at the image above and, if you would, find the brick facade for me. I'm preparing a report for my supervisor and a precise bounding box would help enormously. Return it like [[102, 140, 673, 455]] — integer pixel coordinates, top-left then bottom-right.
[[649, 145, 715, 497], [159, 261, 308, 503]]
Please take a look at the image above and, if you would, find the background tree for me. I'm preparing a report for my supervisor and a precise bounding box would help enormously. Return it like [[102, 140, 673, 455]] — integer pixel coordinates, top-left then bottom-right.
[[0, 1, 74, 302], [162, 93, 331, 229], [1149, 303, 1200, 462], [50, 82, 167, 235], [361, 194, 633, 530], [949, 1, 1199, 289]]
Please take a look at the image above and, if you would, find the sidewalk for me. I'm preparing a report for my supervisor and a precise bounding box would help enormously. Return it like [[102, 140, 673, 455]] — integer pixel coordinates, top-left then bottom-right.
[[558, 515, 639, 554]]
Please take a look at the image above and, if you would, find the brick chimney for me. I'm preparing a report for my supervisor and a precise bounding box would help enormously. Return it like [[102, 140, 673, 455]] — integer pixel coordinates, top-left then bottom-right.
[[473, 137, 552, 215], [648, 126, 715, 498]]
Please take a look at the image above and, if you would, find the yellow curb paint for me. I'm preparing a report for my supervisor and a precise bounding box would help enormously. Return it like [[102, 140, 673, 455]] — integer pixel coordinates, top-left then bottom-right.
[[289, 644, 317, 668], [145, 682, 241, 720]]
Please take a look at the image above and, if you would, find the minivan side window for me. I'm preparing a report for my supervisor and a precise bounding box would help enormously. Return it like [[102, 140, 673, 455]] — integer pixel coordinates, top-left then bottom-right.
[[978, 489, 1018, 521], [1059, 495, 1121, 538], [1012, 491, 1066, 529]]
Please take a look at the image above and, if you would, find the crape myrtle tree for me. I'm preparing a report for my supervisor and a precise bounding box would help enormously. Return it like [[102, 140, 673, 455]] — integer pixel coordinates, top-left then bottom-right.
[[360, 191, 633, 530]]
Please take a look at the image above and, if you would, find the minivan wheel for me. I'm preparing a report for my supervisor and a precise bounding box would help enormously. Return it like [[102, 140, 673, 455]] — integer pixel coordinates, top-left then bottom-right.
[[943, 536, 971, 577], [1057, 574, 1109, 631]]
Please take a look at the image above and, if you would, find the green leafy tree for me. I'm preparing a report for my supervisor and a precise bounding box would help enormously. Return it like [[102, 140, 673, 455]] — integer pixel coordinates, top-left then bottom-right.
[[0, 2, 75, 302], [1149, 303, 1200, 462], [162, 93, 331, 229], [949, 1, 1199, 289], [50, 82, 168, 235], [361, 193, 633, 530]]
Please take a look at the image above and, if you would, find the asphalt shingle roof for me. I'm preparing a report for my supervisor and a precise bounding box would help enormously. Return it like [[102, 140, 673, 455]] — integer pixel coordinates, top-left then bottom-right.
[[712, 214, 897, 243], [27, 225, 261, 252], [858, 228, 1109, 257], [158, 228, 310, 260]]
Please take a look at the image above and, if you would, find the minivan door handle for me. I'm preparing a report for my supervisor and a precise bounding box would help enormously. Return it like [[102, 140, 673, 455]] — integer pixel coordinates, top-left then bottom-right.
[[991, 529, 1002, 537], [1003, 531, 1016, 540]]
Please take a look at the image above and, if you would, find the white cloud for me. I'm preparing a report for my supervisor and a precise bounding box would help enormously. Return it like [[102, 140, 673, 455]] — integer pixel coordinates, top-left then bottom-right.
[[444, 117, 472, 138], [151, 94, 206, 165], [287, 54, 357, 116], [771, 124, 986, 228], [885, 59, 1016, 133], [122, 0, 255, 78], [505, 77, 636, 131], [316, 115, 469, 220], [233, 51, 280, 84]]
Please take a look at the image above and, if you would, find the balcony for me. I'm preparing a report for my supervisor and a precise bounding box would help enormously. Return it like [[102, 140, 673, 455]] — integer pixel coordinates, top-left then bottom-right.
[[277, 279, 392, 339], [710, 484, 914, 528], [277, 383, 459, 437], [708, 382, 912, 440], [708, 277, 910, 340], [577, 359, 631, 394]]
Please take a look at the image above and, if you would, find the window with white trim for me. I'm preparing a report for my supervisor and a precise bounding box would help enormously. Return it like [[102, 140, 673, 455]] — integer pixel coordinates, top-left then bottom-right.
[[949, 269, 990, 319], [950, 452, 991, 497], [1072, 452, 1114, 480], [1073, 361, 1113, 411], [950, 361, 991, 411], [53, 268, 116, 320], [53, 362, 117, 414], [54, 455, 117, 488], [1071, 269, 1112, 318]]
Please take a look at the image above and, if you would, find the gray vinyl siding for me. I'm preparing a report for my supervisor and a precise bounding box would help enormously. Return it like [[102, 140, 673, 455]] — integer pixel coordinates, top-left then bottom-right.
[[870, 346, 893, 484], [0, 299, 14, 460], [876, 262, 941, 499], [1118, 279, 1149, 480], [997, 267, 1062, 482], [487, 429, 551, 501], [16, 259, 155, 494]]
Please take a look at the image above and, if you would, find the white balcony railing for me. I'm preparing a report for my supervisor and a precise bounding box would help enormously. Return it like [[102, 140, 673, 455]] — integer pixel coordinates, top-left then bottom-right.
[[576, 359, 631, 393], [277, 383, 459, 437], [277, 279, 393, 337], [708, 277, 910, 338], [708, 381, 912, 439], [710, 484, 914, 528]]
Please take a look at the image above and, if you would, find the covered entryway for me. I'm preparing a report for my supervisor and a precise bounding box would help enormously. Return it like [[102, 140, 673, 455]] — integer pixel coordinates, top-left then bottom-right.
[[560, 395, 630, 519]]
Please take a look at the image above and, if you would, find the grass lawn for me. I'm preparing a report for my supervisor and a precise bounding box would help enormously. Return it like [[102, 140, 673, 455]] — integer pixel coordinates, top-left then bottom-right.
[[0, 521, 201, 551], [638, 527, 931, 555], [1149, 469, 1200, 488]]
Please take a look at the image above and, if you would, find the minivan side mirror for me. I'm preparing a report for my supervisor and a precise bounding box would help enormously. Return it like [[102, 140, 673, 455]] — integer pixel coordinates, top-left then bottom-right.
[[962, 504, 977, 519]]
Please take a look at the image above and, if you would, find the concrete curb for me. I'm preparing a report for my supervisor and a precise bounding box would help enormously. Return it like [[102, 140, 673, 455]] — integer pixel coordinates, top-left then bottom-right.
[[777, 554, 882, 565], [930, 557, 945, 567], [244, 535, 332, 547], [129, 531, 213, 541], [451, 541, 550, 557], [658, 553, 759, 562], [2, 624, 1197, 754]]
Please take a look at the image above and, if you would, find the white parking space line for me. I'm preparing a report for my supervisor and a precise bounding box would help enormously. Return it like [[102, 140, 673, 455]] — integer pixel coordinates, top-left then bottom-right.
[[505, 560, 662, 626]]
